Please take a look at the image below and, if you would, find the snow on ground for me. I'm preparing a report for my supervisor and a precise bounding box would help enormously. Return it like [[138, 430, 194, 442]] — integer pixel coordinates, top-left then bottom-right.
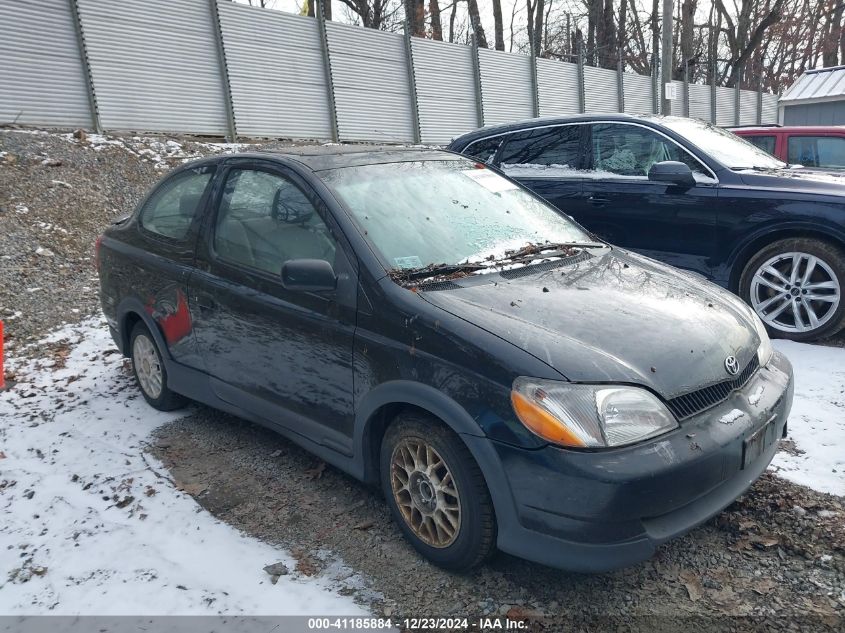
[[0, 318, 369, 615], [770, 340, 845, 497]]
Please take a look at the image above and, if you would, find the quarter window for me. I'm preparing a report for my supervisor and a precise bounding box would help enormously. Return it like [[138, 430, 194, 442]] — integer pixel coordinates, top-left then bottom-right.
[[214, 168, 336, 275], [590, 123, 712, 181], [140, 167, 213, 240], [745, 135, 776, 156], [787, 136, 845, 169], [499, 126, 582, 177], [464, 137, 503, 164]]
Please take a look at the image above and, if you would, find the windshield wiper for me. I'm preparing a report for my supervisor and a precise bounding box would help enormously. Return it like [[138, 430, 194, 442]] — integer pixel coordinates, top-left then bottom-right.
[[389, 262, 490, 283], [492, 241, 605, 263]]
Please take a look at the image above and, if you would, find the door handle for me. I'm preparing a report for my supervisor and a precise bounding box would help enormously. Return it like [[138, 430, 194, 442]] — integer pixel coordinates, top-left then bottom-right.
[[195, 295, 216, 312], [588, 195, 610, 206]]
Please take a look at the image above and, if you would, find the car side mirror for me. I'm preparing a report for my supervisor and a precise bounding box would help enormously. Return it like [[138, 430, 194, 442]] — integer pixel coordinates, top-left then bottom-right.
[[280, 259, 336, 292], [648, 161, 696, 188]]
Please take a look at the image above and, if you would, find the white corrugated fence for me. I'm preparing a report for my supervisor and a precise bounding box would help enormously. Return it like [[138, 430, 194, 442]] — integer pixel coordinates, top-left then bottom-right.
[[0, 0, 779, 141]]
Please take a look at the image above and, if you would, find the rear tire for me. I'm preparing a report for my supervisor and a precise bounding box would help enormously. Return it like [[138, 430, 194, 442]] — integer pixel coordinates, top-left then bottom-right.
[[380, 411, 495, 571], [739, 238, 845, 342], [129, 322, 186, 411]]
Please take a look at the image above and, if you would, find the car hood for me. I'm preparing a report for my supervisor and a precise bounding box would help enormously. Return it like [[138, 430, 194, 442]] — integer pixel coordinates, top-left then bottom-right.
[[736, 167, 845, 196], [417, 249, 760, 399]]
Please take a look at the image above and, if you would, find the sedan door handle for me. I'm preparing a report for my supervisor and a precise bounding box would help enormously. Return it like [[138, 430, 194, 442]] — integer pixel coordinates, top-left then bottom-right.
[[195, 295, 216, 312], [588, 195, 610, 206]]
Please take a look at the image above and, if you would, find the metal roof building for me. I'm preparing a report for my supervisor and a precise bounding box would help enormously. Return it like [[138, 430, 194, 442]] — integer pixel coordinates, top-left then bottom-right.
[[780, 66, 845, 125]]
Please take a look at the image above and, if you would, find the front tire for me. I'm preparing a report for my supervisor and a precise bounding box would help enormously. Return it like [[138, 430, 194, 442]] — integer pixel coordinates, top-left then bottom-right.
[[380, 412, 495, 571], [129, 322, 186, 411], [739, 238, 845, 341]]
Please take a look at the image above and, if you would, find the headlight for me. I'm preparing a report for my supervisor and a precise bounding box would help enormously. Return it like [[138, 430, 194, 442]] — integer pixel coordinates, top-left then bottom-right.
[[749, 311, 774, 366], [511, 378, 678, 448]]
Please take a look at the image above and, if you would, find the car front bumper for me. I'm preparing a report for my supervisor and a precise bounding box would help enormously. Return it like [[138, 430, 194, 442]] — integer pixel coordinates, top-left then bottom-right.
[[463, 350, 794, 572]]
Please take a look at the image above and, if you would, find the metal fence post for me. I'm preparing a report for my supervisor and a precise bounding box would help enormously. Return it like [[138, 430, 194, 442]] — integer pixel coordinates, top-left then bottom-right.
[[683, 59, 690, 117], [577, 43, 586, 114], [617, 54, 625, 113], [403, 21, 421, 143], [710, 60, 717, 124], [68, 0, 101, 133], [734, 69, 741, 126], [651, 54, 659, 115], [209, 0, 237, 141], [470, 34, 484, 127], [529, 49, 541, 118], [316, 0, 339, 142]]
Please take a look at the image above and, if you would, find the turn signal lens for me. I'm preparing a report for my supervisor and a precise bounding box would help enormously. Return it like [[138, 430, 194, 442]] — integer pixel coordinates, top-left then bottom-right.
[[511, 391, 587, 447]]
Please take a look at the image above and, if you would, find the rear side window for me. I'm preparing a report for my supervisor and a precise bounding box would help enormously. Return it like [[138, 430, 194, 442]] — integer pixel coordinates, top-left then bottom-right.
[[787, 136, 845, 168], [140, 167, 213, 240], [499, 125, 582, 177], [745, 135, 776, 156], [463, 136, 502, 163]]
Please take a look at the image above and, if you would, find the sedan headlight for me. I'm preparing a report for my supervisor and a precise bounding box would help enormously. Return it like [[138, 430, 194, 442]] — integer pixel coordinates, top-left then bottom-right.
[[511, 378, 678, 448], [749, 311, 774, 366]]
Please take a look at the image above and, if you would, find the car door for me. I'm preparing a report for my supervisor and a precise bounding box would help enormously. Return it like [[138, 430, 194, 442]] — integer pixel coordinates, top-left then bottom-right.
[[189, 159, 358, 452], [122, 164, 216, 370], [494, 124, 588, 215], [577, 121, 720, 276]]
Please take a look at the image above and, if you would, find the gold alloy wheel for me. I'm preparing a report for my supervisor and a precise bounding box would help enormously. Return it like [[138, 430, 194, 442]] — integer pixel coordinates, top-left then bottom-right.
[[390, 438, 461, 548]]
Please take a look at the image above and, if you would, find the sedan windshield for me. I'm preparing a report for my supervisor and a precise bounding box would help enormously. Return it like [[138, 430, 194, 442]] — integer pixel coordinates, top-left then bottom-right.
[[661, 117, 787, 170], [320, 159, 593, 271]]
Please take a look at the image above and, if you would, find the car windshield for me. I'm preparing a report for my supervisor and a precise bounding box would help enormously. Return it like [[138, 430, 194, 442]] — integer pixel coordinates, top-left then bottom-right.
[[661, 117, 787, 170], [320, 159, 593, 272]]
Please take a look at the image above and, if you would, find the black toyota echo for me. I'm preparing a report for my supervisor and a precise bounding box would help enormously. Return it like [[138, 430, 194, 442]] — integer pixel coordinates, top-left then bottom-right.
[[97, 147, 794, 572]]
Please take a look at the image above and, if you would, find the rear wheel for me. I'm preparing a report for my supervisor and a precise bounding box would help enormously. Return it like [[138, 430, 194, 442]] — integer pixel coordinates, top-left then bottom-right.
[[380, 412, 495, 571], [129, 322, 186, 411], [739, 238, 845, 341]]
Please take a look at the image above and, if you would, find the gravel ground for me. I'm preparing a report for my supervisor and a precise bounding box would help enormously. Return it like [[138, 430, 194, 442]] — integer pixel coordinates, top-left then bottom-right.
[[150, 407, 844, 632], [2, 128, 845, 631], [0, 129, 300, 353]]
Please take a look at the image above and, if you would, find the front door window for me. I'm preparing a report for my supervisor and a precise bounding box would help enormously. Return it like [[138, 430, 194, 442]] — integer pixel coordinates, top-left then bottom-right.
[[589, 123, 713, 182]]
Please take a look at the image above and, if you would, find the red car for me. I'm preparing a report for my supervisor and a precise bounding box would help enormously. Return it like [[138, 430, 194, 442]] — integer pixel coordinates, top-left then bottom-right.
[[732, 125, 845, 170]]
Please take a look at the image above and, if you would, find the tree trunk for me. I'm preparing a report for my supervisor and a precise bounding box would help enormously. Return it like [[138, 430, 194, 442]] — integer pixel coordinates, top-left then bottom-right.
[[467, 0, 488, 47], [823, 3, 844, 66], [429, 0, 442, 41], [492, 0, 505, 50], [651, 0, 659, 76], [448, 0, 458, 43]]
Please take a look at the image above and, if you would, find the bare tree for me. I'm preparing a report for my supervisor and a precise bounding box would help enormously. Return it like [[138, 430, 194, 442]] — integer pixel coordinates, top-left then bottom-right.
[[430, 0, 443, 40], [466, 0, 488, 46], [493, 0, 505, 50], [714, 0, 786, 86]]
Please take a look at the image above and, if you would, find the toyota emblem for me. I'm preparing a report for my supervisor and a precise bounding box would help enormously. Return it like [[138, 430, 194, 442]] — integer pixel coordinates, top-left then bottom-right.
[[724, 355, 740, 376]]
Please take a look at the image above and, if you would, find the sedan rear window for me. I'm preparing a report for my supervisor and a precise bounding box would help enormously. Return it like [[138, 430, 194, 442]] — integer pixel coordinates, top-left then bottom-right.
[[320, 160, 591, 270]]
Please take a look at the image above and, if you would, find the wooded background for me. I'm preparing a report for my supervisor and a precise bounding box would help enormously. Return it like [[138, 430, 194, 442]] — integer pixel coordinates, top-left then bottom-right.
[[248, 0, 842, 94]]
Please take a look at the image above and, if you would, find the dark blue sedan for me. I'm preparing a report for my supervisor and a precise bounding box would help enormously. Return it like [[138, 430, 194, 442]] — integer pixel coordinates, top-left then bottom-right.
[[449, 115, 845, 342]]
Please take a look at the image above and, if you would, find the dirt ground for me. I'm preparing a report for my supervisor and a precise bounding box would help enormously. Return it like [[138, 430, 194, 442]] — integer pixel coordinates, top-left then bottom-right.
[[150, 406, 844, 632]]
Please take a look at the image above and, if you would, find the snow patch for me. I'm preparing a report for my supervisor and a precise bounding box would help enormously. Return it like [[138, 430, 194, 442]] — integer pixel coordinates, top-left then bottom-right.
[[0, 318, 370, 615], [770, 340, 845, 496], [719, 409, 745, 425]]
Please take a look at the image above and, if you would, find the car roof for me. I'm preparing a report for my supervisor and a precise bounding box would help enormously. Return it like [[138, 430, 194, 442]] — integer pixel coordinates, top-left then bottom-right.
[[193, 146, 464, 172], [733, 126, 845, 134], [449, 113, 667, 147]]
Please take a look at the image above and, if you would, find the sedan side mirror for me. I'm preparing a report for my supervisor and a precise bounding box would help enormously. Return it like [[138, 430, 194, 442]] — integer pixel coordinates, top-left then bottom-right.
[[280, 259, 337, 292], [648, 161, 696, 188]]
